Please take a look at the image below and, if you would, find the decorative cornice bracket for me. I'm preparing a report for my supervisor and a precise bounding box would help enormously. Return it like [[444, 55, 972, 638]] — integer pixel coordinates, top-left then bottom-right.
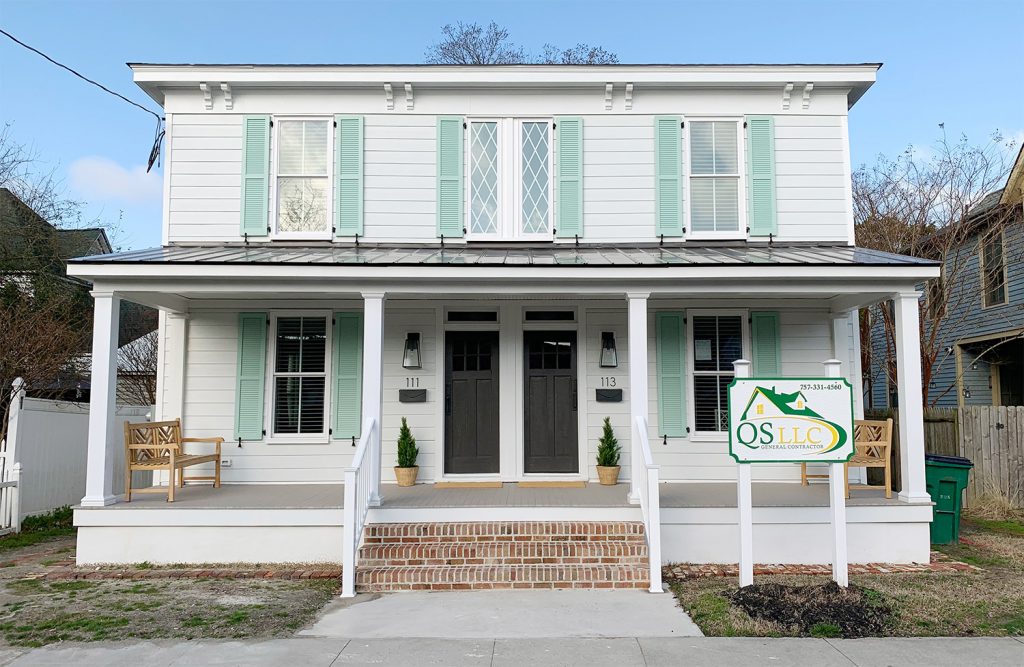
[[199, 82, 213, 110], [782, 82, 794, 110], [802, 82, 814, 110], [624, 83, 634, 111], [404, 83, 414, 111], [384, 83, 394, 111], [220, 83, 233, 110], [604, 83, 614, 110]]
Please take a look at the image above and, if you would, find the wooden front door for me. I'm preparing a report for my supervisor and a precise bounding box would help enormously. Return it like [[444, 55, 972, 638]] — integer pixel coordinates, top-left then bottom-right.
[[444, 331, 500, 474], [524, 331, 579, 473]]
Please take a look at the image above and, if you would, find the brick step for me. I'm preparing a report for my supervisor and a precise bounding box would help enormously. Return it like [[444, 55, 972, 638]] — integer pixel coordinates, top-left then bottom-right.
[[355, 563, 650, 592], [359, 541, 648, 567], [362, 521, 646, 544]]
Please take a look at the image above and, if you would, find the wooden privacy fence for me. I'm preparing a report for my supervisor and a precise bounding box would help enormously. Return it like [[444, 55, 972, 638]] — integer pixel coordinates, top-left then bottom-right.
[[865, 406, 1023, 508], [959, 407, 1024, 507]]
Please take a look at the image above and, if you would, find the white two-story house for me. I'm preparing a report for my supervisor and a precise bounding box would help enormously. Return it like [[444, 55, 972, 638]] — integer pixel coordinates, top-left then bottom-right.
[[69, 64, 937, 595]]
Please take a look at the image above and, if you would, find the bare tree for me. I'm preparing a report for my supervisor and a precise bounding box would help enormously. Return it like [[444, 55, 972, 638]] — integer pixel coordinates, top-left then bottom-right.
[[541, 43, 619, 65], [856, 132, 1019, 407], [425, 22, 618, 65], [117, 330, 158, 406]]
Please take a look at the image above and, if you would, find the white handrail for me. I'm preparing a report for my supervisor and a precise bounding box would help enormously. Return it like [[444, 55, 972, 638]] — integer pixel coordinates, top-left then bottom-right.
[[341, 418, 378, 598], [634, 415, 662, 593]]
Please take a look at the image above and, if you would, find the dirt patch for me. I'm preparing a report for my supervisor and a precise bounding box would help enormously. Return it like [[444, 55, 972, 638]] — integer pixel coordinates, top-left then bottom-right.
[[727, 581, 892, 638]]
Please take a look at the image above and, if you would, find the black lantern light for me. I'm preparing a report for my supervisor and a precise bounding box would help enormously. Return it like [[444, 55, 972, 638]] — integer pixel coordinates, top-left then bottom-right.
[[402, 332, 421, 369], [600, 332, 618, 368]]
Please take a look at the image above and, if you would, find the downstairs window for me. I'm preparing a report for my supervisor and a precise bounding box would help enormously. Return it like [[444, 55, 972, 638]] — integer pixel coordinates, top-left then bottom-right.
[[272, 316, 328, 436]]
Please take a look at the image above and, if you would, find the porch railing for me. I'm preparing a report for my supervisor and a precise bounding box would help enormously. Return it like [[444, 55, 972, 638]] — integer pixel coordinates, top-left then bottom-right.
[[634, 415, 663, 593], [341, 417, 378, 598]]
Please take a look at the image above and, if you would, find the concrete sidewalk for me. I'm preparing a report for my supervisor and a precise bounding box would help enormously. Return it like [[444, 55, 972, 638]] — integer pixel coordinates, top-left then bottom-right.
[[0, 636, 1021, 666]]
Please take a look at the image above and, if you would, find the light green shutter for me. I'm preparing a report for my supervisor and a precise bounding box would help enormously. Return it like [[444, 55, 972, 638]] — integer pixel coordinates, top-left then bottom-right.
[[335, 115, 363, 237], [234, 312, 267, 440], [654, 116, 683, 237], [751, 311, 781, 376], [332, 312, 363, 439], [241, 115, 270, 237], [436, 117, 464, 238], [656, 311, 687, 437], [746, 116, 777, 237], [555, 117, 583, 238]]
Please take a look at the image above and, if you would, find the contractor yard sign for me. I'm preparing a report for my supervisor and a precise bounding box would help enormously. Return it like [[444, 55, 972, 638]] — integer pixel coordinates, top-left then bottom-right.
[[727, 378, 855, 463]]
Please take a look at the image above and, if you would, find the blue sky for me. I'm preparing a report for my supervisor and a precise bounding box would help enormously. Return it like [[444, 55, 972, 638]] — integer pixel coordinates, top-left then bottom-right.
[[1, 0, 1021, 250]]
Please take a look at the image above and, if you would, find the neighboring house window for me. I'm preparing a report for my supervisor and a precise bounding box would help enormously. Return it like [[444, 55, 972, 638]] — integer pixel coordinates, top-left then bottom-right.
[[271, 315, 329, 436], [981, 232, 1007, 307], [275, 118, 331, 236], [926, 271, 946, 319], [688, 120, 743, 238], [468, 118, 552, 240], [691, 314, 745, 432]]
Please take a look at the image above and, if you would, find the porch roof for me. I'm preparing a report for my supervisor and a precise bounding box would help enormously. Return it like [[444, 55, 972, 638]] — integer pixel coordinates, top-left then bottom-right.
[[70, 243, 935, 269]]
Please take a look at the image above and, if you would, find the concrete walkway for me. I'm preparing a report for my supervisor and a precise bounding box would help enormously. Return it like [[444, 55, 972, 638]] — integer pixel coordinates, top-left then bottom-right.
[[1, 636, 1021, 666], [300, 589, 703, 638]]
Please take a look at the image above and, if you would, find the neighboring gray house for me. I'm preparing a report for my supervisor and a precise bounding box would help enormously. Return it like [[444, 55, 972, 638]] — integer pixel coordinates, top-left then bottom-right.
[[865, 146, 1024, 408]]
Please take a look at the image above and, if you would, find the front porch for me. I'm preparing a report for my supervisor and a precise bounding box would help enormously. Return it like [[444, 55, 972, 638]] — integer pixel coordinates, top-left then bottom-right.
[[74, 481, 931, 567]]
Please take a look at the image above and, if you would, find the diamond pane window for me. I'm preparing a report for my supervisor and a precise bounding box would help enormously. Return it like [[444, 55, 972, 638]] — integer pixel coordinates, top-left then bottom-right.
[[470, 122, 499, 235], [520, 121, 550, 234], [276, 119, 330, 234]]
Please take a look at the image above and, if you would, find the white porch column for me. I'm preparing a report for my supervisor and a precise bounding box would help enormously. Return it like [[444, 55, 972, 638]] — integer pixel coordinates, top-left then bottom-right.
[[627, 292, 650, 504], [81, 291, 120, 507], [893, 291, 930, 502], [362, 292, 385, 506]]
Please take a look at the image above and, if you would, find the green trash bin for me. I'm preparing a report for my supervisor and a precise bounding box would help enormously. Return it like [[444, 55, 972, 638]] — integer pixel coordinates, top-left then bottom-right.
[[925, 454, 973, 544]]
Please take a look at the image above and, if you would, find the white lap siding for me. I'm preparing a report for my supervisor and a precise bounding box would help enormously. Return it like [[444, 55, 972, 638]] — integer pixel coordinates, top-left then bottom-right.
[[584, 307, 631, 483]]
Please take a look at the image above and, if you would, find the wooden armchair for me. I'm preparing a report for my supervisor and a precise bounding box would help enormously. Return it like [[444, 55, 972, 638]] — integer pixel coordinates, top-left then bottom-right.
[[801, 418, 894, 499], [124, 419, 223, 502]]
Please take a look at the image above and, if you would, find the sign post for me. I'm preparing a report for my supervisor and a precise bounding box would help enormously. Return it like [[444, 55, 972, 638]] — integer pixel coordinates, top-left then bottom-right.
[[727, 361, 855, 588]]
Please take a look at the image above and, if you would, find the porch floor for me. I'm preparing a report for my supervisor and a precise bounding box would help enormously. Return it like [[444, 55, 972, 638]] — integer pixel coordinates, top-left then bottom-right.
[[90, 481, 910, 510]]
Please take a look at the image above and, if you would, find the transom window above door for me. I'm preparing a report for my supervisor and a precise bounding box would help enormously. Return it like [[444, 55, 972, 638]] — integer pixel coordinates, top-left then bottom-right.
[[468, 119, 553, 240], [275, 118, 332, 237]]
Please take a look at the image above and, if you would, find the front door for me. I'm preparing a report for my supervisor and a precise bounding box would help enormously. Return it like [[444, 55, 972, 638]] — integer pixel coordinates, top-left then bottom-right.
[[524, 331, 579, 473], [444, 331, 500, 474]]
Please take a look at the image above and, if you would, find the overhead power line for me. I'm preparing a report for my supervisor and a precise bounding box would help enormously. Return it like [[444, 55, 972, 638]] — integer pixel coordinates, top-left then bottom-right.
[[0, 28, 162, 121]]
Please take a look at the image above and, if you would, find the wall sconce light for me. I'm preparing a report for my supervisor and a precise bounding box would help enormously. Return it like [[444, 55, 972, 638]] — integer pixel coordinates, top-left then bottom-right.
[[402, 332, 421, 369], [963, 387, 972, 399], [600, 332, 618, 368], [970, 360, 979, 371]]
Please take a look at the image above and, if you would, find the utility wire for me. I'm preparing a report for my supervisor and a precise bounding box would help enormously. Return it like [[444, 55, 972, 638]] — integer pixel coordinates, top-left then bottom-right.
[[0, 28, 162, 121]]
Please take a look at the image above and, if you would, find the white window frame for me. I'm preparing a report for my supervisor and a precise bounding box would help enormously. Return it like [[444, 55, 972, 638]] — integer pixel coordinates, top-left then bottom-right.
[[687, 309, 751, 441], [270, 116, 334, 241], [685, 117, 747, 241], [264, 311, 333, 444], [465, 117, 554, 241], [980, 229, 1009, 309]]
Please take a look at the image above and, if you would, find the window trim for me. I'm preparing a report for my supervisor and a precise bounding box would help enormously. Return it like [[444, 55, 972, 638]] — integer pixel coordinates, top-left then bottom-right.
[[264, 311, 333, 443], [686, 309, 751, 441], [465, 117, 554, 242], [270, 116, 334, 241], [980, 230, 1009, 309], [684, 117, 748, 241]]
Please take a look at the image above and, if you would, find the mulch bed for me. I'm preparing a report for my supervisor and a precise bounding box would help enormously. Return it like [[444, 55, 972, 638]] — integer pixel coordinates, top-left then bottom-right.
[[663, 551, 978, 580], [727, 581, 893, 637]]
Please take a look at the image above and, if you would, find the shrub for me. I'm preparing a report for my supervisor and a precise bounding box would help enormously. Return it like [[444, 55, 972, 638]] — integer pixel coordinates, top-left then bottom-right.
[[596, 417, 620, 467], [396, 417, 419, 468]]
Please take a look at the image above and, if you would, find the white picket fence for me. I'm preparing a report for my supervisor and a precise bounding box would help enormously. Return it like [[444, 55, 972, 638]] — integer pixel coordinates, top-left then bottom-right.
[[1, 379, 151, 533]]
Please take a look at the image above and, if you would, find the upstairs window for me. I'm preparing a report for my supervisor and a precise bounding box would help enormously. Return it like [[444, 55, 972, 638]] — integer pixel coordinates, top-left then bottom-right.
[[275, 118, 331, 236], [468, 119, 552, 240], [689, 120, 743, 238], [981, 232, 1007, 307]]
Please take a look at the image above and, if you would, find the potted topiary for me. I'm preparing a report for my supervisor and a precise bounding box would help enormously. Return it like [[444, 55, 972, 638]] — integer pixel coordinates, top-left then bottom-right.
[[394, 417, 419, 487], [596, 417, 621, 485]]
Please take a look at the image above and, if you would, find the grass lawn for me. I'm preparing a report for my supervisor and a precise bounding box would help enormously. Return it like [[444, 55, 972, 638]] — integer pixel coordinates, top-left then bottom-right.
[[0, 508, 74, 554], [670, 517, 1024, 638]]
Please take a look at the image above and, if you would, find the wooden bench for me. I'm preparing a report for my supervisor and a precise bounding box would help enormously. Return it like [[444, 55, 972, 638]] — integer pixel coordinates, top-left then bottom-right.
[[124, 419, 223, 502], [800, 418, 894, 499]]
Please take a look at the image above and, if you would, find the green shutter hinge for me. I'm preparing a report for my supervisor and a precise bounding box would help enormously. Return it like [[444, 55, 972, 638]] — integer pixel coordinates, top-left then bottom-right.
[[333, 120, 337, 128], [680, 121, 685, 129], [269, 119, 273, 128], [743, 121, 748, 128]]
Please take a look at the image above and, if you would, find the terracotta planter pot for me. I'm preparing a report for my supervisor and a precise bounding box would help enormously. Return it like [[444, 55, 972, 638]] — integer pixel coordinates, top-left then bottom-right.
[[596, 465, 620, 486], [394, 466, 419, 487]]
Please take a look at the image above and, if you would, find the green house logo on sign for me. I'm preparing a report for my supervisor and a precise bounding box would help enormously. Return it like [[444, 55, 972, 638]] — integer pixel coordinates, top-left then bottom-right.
[[727, 378, 855, 463]]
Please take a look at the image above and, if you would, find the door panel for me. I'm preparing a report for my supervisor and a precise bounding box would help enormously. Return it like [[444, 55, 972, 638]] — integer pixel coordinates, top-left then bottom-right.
[[524, 331, 579, 473], [445, 331, 500, 474]]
